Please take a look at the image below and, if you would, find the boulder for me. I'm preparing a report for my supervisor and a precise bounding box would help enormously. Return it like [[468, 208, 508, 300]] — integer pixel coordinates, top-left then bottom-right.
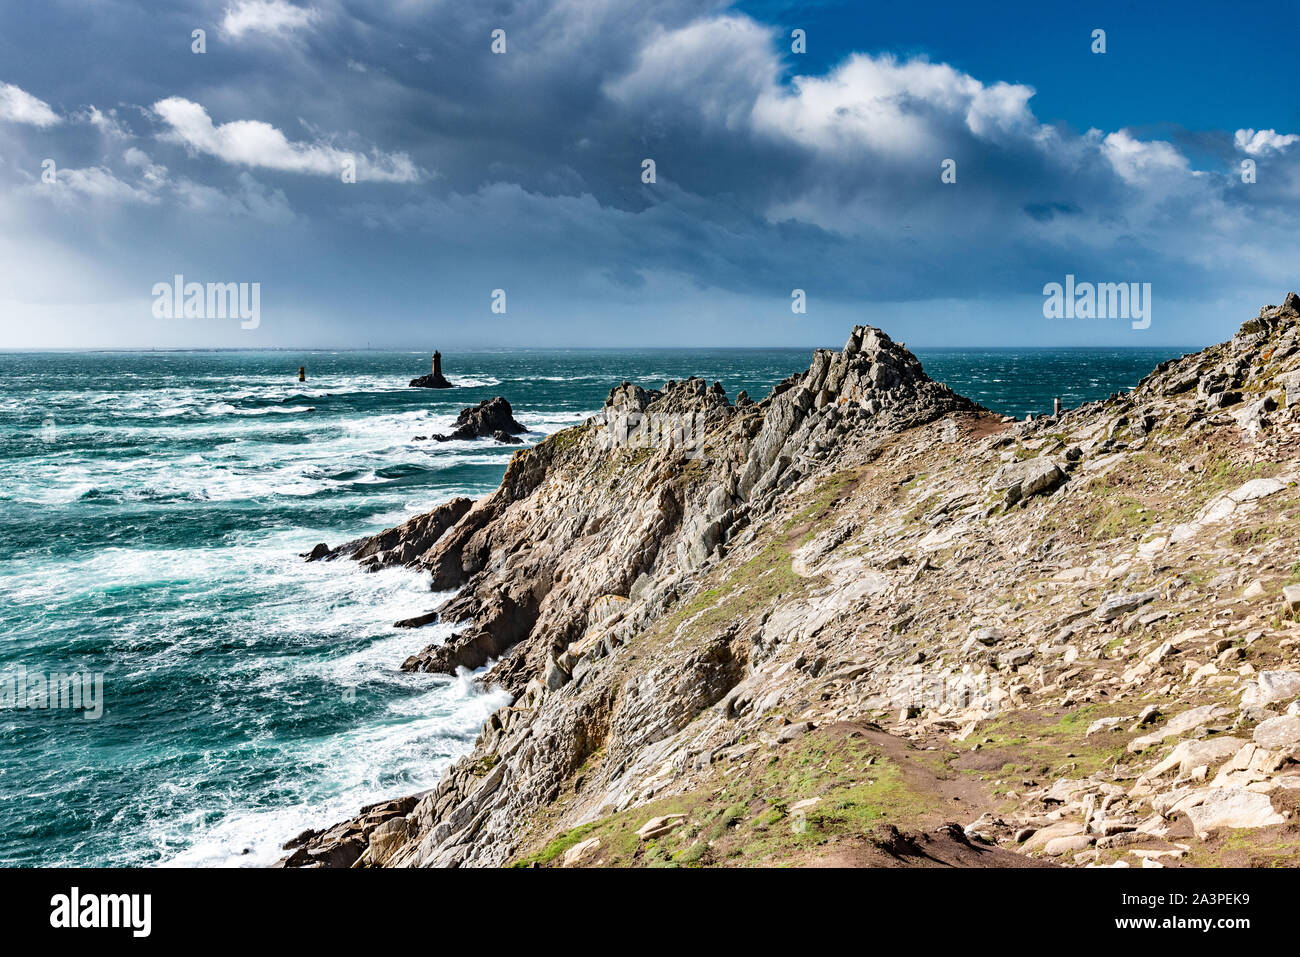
[[303, 837, 364, 869], [1086, 715, 1127, 736], [1127, 704, 1229, 753], [778, 721, 814, 743], [1242, 670, 1300, 708], [1253, 715, 1300, 750], [394, 610, 440, 629], [636, 814, 686, 841], [1023, 820, 1084, 852], [562, 837, 601, 867], [1183, 789, 1285, 839], [1094, 590, 1159, 623], [1277, 369, 1300, 408], [1043, 834, 1094, 856], [989, 457, 1064, 506], [1145, 736, 1245, 779]]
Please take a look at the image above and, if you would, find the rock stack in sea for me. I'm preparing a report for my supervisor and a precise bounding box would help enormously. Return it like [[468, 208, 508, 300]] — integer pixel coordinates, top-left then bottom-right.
[[413, 397, 527, 444], [282, 295, 1300, 869]]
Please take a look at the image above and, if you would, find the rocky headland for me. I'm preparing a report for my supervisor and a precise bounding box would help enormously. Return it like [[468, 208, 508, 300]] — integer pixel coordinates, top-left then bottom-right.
[[283, 294, 1300, 869]]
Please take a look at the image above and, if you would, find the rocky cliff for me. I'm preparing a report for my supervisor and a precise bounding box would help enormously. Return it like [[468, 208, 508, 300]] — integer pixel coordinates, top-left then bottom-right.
[[284, 296, 1300, 868]]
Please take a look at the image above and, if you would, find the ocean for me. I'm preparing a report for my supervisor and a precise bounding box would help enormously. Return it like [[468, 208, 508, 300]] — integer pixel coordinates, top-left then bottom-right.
[[0, 346, 1185, 866]]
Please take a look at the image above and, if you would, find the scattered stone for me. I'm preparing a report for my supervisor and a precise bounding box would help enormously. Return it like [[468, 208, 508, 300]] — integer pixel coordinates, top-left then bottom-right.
[[562, 837, 601, 867], [1086, 716, 1126, 736], [778, 721, 815, 743], [287, 298, 1300, 871], [1242, 670, 1300, 708], [1095, 590, 1160, 623], [636, 814, 687, 841], [1128, 704, 1229, 753], [1043, 834, 1094, 856], [989, 457, 1065, 506], [1253, 715, 1300, 750], [1183, 789, 1285, 839]]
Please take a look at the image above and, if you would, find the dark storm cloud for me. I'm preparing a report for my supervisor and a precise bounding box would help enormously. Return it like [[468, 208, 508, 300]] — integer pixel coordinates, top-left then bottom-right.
[[1, 0, 1298, 347]]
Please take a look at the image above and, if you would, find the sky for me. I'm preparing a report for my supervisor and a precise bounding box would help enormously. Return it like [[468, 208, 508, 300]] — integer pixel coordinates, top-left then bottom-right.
[[0, 0, 1298, 350]]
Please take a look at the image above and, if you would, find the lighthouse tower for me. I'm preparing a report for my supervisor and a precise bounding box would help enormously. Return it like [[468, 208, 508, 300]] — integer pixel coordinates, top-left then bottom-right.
[[410, 350, 453, 389]]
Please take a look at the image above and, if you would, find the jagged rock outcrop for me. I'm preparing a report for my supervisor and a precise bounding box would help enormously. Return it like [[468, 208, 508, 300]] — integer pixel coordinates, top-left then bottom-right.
[[285, 302, 1300, 869], [305, 497, 473, 571], [415, 397, 527, 443], [395, 328, 981, 687]]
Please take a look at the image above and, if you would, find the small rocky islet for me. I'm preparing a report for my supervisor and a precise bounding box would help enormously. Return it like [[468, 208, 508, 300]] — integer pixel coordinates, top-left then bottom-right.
[[284, 293, 1300, 868], [413, 397, 527, 445], [408, 349, 453, 389]]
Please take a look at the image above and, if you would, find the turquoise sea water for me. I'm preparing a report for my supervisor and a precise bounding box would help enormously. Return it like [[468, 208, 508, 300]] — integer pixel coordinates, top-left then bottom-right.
[[0, 346, 1185, 866]]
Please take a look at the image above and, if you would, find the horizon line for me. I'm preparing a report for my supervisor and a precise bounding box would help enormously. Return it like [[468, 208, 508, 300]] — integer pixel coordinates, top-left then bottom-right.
[[0, 343, 1206, 354]]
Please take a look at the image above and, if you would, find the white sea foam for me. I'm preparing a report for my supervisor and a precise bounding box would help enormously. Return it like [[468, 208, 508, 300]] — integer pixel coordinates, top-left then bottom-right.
[[0, 354, 666, 865], [162, 667, 511, 868], [446, 376, 501, 388]]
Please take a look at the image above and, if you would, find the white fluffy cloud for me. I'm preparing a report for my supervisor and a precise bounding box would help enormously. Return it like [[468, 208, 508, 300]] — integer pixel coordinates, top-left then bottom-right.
[[1234, 128, 1299, 155], [1100, 129, 1190, 185], [221, 0, 318, 40], [753, 54, 1037, 156], [152, 97, 422, 182], [0, 81, 61, 127], [606, 17, 1039, 156]]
